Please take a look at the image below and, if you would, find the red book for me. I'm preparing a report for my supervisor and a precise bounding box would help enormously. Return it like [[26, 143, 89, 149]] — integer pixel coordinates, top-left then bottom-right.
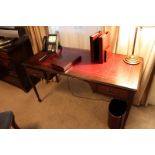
[[98, 31, 111, 63]]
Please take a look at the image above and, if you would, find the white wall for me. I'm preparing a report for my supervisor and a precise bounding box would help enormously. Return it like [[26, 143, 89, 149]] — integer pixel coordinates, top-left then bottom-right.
[[48, 26, 103, 49]]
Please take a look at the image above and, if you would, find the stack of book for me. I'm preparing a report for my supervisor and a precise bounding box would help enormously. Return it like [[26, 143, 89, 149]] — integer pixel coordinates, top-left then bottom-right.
[[90, 31, 112, 63]]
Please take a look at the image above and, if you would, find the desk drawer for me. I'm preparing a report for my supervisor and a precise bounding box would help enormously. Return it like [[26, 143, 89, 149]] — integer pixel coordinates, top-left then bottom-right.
[[26, 67, 45, 78], [96, 84, 129, 100]]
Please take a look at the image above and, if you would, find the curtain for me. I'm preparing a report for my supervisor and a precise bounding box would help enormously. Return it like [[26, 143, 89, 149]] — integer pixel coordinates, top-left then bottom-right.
[[146, 63, 155, 105], [104, 26, 120, 53], [26, 26, 49, 54]]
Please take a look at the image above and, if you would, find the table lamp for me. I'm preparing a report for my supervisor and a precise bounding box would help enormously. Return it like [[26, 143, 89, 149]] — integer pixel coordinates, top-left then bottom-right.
[[124, 27, 141, 65]]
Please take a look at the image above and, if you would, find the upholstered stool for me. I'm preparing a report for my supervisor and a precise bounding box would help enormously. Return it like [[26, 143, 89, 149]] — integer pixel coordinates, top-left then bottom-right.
[[0, 111, 20, 129]]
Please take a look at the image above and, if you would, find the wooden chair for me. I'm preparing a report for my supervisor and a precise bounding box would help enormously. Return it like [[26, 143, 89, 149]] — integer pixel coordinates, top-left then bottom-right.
[[0, 111, 20, 129]]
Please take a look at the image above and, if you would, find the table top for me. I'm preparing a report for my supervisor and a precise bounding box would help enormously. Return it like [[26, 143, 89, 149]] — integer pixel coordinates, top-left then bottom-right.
[[24, 47, 143, 91]]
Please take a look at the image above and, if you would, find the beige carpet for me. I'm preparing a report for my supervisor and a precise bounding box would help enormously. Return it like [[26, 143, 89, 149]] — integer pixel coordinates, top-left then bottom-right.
[[0, 76, 155, 129]]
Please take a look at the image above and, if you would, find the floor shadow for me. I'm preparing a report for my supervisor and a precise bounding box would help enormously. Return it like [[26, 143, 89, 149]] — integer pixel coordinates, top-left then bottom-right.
[[44, 75, 89, 95]]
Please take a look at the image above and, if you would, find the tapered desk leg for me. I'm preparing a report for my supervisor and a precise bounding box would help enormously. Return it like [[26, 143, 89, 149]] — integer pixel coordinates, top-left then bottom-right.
[[25, 70, 42, 102]]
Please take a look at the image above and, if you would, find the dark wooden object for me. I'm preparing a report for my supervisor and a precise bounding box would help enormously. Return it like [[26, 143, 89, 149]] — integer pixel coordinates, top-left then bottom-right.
[[0, 36, 38, 92], [23, 47, 143, 128]]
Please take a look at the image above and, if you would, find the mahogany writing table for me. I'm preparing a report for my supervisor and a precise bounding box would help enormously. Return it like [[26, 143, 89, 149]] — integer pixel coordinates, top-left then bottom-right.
[[23, 47, 143, 128]]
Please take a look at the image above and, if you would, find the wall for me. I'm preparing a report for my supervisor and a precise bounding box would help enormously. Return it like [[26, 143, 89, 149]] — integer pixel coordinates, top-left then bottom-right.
[[48, 26, 103, 49]]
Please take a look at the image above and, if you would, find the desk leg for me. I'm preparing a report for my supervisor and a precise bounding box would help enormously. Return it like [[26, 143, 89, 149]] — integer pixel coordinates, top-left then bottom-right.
[[88, 82, 97, 92], [25, 70, 42, 102]]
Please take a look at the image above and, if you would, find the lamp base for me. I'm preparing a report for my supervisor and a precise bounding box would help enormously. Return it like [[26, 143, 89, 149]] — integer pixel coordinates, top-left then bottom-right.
[[123, 55, 140, 65]]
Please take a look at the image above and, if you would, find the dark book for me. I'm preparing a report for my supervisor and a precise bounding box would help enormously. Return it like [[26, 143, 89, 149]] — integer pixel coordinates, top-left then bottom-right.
[[90, 31, 102, 63], [51, 55, 82, 72]]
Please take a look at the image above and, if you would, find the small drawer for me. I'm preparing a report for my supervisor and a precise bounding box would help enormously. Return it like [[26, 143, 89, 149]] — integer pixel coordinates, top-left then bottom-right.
[[26, 67, 45, 78], [96, 84, 129, 100]]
